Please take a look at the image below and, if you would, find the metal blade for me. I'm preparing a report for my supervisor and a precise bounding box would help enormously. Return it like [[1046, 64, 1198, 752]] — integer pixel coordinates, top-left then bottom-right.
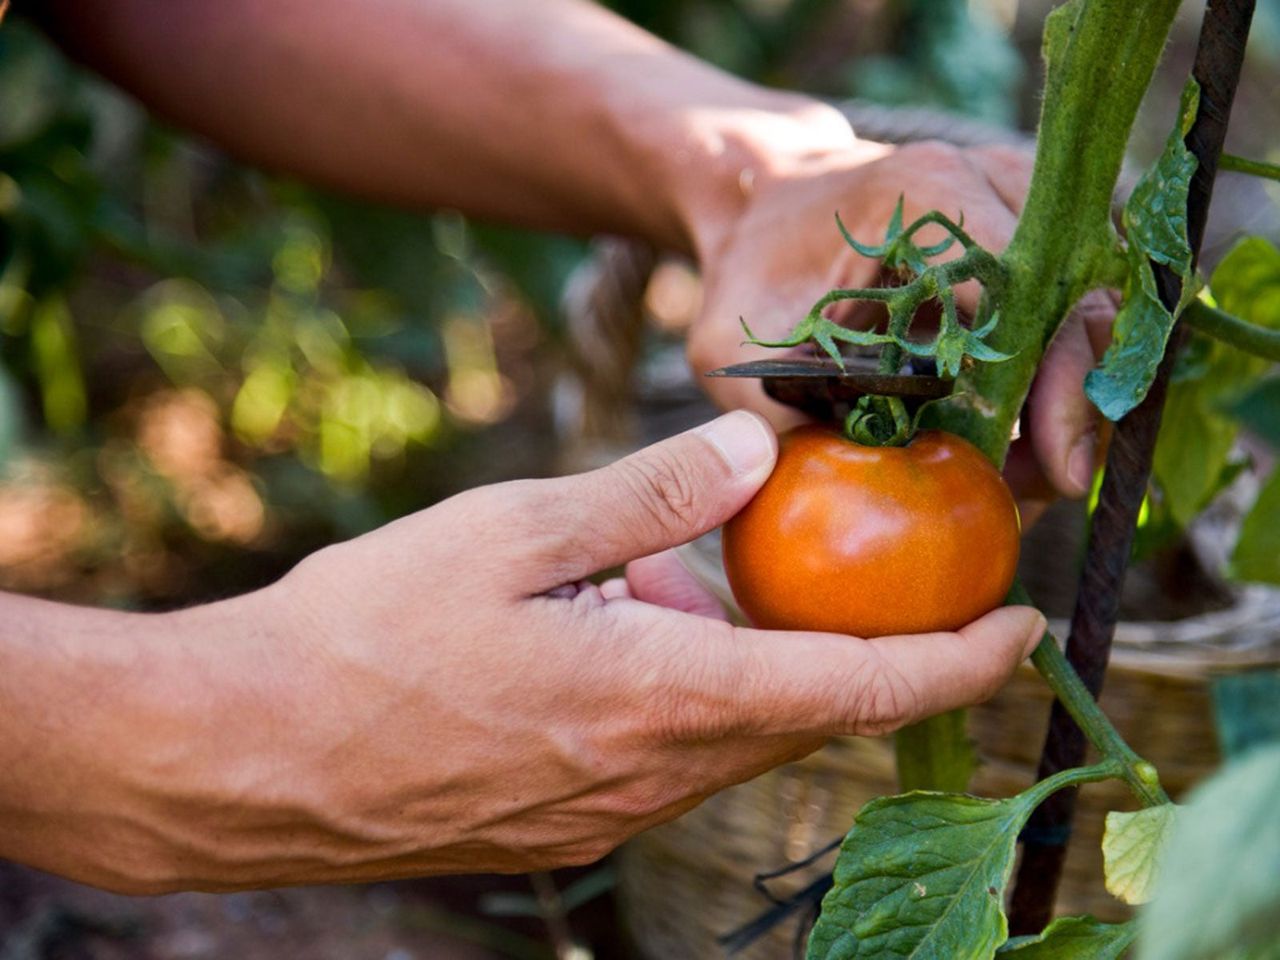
[[706, 357, 951, 420]]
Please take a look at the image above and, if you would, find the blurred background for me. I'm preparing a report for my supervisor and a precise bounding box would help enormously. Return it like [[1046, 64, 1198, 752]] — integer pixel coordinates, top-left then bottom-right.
[[1, 1, 1278, 958]]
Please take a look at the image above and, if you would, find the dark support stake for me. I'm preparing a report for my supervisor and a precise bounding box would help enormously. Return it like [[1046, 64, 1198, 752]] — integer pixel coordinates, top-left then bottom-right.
[[1008, 0, 1257, 934]]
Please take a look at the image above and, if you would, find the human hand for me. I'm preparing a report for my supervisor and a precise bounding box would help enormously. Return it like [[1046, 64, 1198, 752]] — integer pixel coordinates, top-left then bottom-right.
[[687, 137, 1113, 515], [79, 412, 1044, 893]]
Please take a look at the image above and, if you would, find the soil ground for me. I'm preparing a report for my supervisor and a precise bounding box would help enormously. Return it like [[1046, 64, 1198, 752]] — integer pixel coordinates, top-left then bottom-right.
[[0, 861, 629, 960]]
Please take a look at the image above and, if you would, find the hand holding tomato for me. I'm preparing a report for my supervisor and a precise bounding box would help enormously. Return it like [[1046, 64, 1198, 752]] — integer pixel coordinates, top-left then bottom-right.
[[19, 413, 1044, 893]]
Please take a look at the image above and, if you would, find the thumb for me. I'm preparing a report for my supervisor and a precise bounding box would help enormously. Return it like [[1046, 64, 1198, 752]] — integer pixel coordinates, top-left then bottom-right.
[[533, 412, 776, 588], [728, 606, 1046, 738]]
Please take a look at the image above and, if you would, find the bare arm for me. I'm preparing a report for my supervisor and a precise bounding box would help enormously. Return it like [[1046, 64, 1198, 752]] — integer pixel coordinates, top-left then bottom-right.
[[0, 416, 1044, 893], [43, 0, 1112, 505], [42, 0, 854, 254], [0, 592, 263, 891]]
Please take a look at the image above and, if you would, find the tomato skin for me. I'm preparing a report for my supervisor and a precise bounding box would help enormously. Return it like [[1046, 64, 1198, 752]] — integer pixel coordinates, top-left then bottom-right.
[[722, 426, 1020, 638]]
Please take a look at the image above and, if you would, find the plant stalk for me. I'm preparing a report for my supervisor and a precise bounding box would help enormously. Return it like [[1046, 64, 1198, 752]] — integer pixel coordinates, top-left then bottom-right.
[[894, 709, 973, 792], [899, 0, 1186, 796], [1021, 758, 1128, 809], [1219, 152, 1280, 183], [930, 0, 1187, 465], [1184, 299, 1280, 361], [1009, 0, 1257, 934], [1027, 635, 1167, 808]]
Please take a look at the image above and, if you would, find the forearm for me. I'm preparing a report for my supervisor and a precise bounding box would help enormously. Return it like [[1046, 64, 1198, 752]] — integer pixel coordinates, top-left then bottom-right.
[[41, 0, 854, 255], [0, 591, 280, 893]]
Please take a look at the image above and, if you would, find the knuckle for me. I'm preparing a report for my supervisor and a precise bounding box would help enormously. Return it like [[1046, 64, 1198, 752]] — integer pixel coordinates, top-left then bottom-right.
[[453, 479, 541, 529], [651, 688, 713, 746], [974, 143, 1033, 171], [467, 479, 580, 572], [841, 652, 923, 736], [646, 623, 754, 745], [618, 450, 703, 541], [611, 780, 684, 821]]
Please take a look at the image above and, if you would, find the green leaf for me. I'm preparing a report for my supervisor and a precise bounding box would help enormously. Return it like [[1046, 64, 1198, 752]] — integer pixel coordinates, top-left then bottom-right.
[[1102, 804, 1179, 905], [806, 791, 1034, 959], [1137, 745, 1280, 960], [1231, 468, 1280, 585], [1086, 80, 1200, 421], [1211, 669, 1280, 761], [1229, 375, 1280, 450], [0, 362, 21, 470], [1086, 291, 1174, 421], [29, 294, 86, 436], [1154, 331, 1256, 526], [1211, 237, 1280, 327], [1153, 237, 1280, 524], [998, 916, 1137, 958], [838, 197, 905, 260]]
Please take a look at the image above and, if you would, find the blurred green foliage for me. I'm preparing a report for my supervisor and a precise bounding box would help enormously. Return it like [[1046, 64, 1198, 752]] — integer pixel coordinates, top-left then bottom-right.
[[0, 18, 580, 605], [1155, 240, 1280, 527], [2, 0, 1276, 613], [607, 0, 1020, 119], [1141, 238, 1280, 587], [0, 3, 1025, 607]]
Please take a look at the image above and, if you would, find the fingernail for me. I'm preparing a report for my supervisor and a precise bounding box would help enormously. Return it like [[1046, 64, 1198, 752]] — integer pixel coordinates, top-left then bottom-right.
[[1067, 435, 1094, 495], [697, 411, 776, 477], [1024, 612, 1048, 657]]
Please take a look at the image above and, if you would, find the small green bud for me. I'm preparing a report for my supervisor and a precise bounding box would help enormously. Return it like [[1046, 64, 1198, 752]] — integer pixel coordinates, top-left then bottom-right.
[[1135, 761, 1160, 787]]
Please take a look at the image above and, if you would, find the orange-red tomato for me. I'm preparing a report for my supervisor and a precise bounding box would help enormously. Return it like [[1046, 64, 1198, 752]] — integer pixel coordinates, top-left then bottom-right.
[[723, 426, 1020, 638]]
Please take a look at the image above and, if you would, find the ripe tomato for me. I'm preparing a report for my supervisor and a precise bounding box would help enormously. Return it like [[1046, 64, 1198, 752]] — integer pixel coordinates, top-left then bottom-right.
[[723, 426, 1020, 638]]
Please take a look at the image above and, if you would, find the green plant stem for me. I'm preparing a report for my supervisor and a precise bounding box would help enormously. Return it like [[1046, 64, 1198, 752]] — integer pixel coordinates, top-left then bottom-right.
[[1020, 758, 1128, 808], [894, 709, 974, 792], [1219, 152, 1280, 182], [878, 342, 904, 376], [1013, 580, 1168, 807], [1029, 637, 1166, 806], [900, 0, 1184, 796], [810, 248, 992, 317], [930, 0, 1185, 465], [1184, 298, 1280, 361]]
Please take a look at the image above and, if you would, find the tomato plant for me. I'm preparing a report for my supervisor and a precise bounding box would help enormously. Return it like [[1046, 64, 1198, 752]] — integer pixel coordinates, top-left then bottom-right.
[[724, 1, 1280, 958], [723, 426, 1019, 638]]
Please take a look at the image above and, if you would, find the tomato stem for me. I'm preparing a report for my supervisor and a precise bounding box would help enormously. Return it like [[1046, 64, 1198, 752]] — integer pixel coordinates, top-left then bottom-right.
[[1010, 580, 1169, 808], [893, 709, 974, 792], [1019, 758, 1128, 808], [1183, 298, 1280, 362], [843, 394, 911, 446]]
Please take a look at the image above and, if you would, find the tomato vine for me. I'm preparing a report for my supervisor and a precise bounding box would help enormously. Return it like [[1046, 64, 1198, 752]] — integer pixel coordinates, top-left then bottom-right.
[[730, 0, 1280, 956]]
